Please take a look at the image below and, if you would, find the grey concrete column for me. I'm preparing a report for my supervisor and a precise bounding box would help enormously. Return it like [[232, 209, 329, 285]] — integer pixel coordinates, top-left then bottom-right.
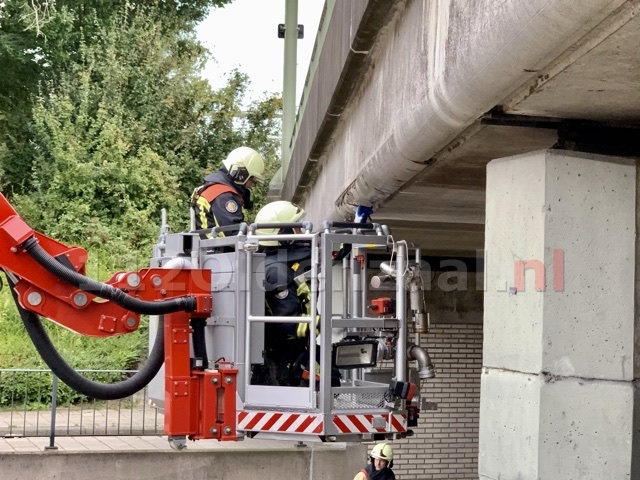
[[479, 149, 638, 480]]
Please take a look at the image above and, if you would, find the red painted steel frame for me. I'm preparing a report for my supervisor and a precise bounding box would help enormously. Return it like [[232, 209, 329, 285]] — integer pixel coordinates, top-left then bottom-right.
[[164, 311, 238, 441]]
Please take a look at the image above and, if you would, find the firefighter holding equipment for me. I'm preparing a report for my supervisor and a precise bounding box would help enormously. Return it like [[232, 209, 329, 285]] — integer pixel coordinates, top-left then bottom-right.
[[251, 200, 311, 386], [353, 443, 396, 480], [251, 201, 342, 388], [191, 146, 265, 237]]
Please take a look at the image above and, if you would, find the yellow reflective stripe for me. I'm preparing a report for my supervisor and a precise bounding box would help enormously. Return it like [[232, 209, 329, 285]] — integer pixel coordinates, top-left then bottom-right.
[[211, 215, 226, 238], [291, 262, 300, 271], [196, 197, 210, 229], [195, 197, 214, 238], [196, 196, 228, 238]]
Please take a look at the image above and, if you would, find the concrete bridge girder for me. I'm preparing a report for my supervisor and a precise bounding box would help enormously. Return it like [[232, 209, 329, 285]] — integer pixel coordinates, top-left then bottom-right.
[[286, 0, 640, 254]]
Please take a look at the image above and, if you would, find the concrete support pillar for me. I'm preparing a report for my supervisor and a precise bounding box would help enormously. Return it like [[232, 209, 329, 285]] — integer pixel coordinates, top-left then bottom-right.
[[479, 149, 639, 479]]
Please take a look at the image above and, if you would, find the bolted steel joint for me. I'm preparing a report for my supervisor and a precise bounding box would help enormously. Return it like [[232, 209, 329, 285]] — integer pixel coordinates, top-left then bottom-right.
[[126, 273, 141, 288], [73, 292, 88, 307], [27, 291, 43, 306], [122, 316, 138, 330]]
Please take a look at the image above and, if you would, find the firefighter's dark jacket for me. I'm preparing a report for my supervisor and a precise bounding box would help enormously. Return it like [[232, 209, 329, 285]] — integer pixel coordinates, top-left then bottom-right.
[[355, 464, 396, 480], [191, 167, 252, 236], [263, 242, 312, 340]]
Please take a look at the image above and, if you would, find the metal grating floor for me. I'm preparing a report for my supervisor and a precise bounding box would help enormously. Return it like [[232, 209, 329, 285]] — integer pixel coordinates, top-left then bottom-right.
[[332, 392, 386, 410]]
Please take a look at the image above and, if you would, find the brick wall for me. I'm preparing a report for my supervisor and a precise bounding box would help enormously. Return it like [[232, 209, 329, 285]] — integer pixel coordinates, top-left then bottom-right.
[[392, 323, 483, 480]]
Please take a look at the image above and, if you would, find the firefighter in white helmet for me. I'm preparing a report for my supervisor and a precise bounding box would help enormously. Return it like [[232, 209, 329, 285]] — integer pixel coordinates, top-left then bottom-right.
[[251, 201, 310, 386], [353, 442, 396, 480], [251, 201, 342, 388], [191, 146, 265, 237]]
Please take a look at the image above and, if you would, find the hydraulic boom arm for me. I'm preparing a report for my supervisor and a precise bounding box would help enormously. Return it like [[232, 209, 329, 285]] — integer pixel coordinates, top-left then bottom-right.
[[0, 193, 237, 444]]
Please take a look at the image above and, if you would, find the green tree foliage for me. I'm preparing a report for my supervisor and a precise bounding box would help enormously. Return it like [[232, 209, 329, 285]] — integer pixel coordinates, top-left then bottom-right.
[[1, 0, 282, 252], [0, 0, 283, 378], [12, 9, 194, 252]]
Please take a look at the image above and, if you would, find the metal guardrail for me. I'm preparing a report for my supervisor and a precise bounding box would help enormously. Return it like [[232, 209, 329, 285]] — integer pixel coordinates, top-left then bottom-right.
[[0, 369, 162, 445]]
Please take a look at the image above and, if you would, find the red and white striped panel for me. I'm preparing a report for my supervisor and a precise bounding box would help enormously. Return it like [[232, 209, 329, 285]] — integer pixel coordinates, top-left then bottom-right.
[[333, 413, 407, 434], [237, 411, 324, 434]]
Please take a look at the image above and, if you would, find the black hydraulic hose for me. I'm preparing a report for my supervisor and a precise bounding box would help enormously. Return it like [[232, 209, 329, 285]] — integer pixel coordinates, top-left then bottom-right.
[[190, 318, 208, 370], [8, 277, 165, 400], [22, 237, 196, 315]]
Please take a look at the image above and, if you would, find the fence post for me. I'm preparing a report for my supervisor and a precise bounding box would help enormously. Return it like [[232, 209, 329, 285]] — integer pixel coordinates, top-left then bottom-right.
[[44, 374, 58, 451]]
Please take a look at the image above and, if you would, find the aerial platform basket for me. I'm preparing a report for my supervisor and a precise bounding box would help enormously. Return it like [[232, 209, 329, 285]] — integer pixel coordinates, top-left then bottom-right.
[[149, 219, 434, 446]]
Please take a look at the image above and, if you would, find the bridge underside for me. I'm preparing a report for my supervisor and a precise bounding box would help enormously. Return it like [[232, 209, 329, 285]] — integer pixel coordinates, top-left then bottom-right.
[[283, 0, 640, 255]]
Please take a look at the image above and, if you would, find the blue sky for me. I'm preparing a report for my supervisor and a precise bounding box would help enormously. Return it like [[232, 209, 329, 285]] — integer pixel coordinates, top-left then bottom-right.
[[197, 1, 324, 104]]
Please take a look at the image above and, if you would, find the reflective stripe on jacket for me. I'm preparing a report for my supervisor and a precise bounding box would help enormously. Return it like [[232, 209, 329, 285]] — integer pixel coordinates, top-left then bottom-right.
[[191, 182, 243, 237]]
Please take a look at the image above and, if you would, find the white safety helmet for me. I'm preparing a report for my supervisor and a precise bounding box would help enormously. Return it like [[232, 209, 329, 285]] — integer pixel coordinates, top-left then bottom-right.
[[370, 442, 394, 463], [222, 147, 266, 185], [254, 201, 306, 246]]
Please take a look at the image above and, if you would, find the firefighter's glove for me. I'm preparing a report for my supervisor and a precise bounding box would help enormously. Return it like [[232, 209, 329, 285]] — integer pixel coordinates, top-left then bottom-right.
[[296, 315, 321, 339], [296, 282, 320, 338], [297, 282, 312, 313], [355, 205, 373, 223], [296, 322, 308, 339]]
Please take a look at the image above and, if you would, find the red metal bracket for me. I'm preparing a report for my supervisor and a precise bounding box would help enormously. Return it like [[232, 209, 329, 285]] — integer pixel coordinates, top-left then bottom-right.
[[163, 311, 238, 441], [10, 268, 212, 336], [369, 297, 395, 315], [195, 365, 238, 441]]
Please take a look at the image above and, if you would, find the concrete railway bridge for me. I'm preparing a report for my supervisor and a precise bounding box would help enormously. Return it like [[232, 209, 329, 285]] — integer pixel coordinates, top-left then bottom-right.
[[273, 1, 640, 478]]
